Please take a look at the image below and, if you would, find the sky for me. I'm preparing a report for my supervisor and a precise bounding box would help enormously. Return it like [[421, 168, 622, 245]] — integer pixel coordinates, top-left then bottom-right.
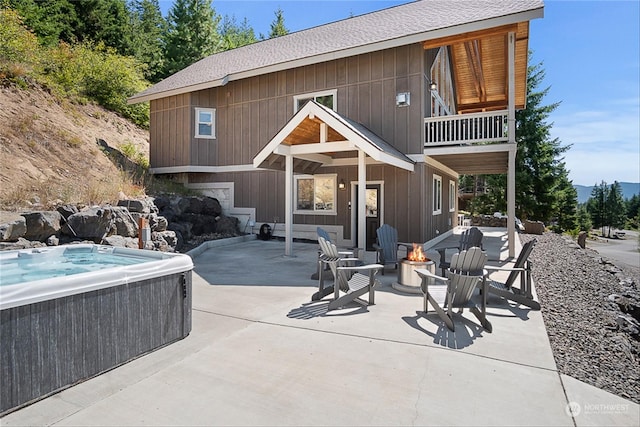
[[158, 0, 640, 186]]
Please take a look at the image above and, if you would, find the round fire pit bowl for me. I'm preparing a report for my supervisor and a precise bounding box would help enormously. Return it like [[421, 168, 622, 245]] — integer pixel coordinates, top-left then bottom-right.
[[392, 258, 435, 294]]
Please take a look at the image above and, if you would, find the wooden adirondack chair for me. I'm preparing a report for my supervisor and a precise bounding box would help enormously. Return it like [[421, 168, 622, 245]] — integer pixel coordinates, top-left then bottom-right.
[[485, 239, 540, 310], [372, 224, 413, 274], [435, 226, 484, 275], [415, 247, 492, 332], [317, 237, 382, 310]]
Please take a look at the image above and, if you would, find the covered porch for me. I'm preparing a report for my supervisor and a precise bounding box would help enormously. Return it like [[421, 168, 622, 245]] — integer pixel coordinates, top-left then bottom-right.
[[253, 100, 415, 256]]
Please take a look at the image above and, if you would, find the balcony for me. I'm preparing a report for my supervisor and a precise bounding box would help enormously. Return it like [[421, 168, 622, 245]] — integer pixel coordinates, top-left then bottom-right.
[[425, 110, 509, 146]]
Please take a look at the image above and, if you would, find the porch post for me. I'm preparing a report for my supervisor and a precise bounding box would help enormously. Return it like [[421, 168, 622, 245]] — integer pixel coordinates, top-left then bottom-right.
[[285, 153, 293, 256], [358, 150, 366, 253], [507, 31, 516, 258]]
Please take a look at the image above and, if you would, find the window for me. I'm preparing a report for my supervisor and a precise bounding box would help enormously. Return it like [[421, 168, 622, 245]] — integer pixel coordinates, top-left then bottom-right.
[[195, 108, 215, 139], [449, 180, 456, 212], [295, 174, 336, 214], [433, 174, 442, 215], [293, 89, 337, 112]]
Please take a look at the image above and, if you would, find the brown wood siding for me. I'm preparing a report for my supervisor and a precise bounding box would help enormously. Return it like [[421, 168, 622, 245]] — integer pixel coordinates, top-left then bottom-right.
[[150, 43, 426, 169], [149, 94, 191, 167]]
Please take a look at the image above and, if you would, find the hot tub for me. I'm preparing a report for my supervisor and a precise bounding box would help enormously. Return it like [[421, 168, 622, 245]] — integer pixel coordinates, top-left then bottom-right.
[[0, 244, 194, 415]]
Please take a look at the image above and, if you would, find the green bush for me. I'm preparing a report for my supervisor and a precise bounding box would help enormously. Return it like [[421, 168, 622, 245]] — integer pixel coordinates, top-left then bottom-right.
[[1, 7, 150, 128], [0, 8, 39, 83], [42, 42, 150, 127]]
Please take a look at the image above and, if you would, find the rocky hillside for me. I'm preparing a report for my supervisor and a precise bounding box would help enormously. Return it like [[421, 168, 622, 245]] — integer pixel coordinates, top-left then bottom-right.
[[0, 85, 150, 210]]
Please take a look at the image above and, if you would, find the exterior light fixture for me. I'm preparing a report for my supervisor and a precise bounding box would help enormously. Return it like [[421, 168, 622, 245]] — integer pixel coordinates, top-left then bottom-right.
[[338, 179, 346, 190], [396, 92, 410, 107], [429, 80, 437, 91]]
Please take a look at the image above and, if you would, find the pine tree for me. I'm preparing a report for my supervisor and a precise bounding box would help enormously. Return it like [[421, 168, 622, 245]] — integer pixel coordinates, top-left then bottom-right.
[[555, 170, 578, 232], [72, 0, 133, 56], [130, 0, 166, 82], [606, 181, 626, 236], [7, 0, 77, 46], [264, 7, 288, 39], [162, 0, 220, 78], [514, 59, 571, 222], [219, 15, 256, 51], [587, 181, 608, 234]]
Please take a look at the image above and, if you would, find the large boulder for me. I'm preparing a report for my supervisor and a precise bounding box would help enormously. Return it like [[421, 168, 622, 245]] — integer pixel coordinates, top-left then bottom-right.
[[117, 198, 157, 214], [215, 215, 239, 235], [62, 207, 114, 241], [21, 211, 62, 242], [111, 206, 138, 237], [0, 218, 27, 242], [524, 220, 545, 235]]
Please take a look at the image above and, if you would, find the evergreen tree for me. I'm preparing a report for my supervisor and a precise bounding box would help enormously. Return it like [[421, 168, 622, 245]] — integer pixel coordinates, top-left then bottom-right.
[[514, 59, 571, 222], [72, 0, 133, 56], [587, 181, 608, 234], [576, 204, 592, 232], [264, 7, 288, 39], [7, 0, 77, 46], [129, 0, 166, 82], [555, 170, 578, 232], [606, 181, 626, 236], [219, 15, 256, 51], [162, 0, 220, 78]]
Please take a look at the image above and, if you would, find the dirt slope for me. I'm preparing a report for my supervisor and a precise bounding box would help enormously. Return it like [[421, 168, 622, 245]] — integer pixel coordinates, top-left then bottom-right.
[[0, 85, 149, 210]]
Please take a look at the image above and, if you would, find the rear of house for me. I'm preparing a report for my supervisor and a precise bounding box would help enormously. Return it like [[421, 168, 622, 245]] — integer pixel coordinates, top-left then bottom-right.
[[129, 0, 544, 255]]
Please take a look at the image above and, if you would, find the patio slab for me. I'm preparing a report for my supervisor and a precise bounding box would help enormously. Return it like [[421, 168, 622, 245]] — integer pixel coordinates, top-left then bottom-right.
[[2, 228, 638, 426]]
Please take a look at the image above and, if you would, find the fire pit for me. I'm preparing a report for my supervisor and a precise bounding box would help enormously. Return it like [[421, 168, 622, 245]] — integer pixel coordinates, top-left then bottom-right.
[[392, 243, 435, 294]]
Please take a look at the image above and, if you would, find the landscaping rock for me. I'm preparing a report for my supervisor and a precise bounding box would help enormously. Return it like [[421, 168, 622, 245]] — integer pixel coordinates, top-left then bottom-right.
[[111, 206, 138, 237], [62, 207, 114, 241], [524, 220, 545, 235], [523, 232, 640, 403], [0, 218, 26, 242], [21, 211, 62, 242]]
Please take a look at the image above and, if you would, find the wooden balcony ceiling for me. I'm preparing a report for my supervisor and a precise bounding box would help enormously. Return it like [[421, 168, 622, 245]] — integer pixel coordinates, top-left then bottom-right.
[[424, 22, 530, 113], [429, 151, 509, 175]]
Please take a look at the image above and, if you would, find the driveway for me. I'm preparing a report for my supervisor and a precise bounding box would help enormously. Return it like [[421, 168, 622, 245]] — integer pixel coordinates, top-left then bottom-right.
[[587, 230, 640, 270]]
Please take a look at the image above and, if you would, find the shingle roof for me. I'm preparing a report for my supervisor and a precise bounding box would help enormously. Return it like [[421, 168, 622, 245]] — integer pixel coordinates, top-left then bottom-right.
[[129, 0, 544, 103]]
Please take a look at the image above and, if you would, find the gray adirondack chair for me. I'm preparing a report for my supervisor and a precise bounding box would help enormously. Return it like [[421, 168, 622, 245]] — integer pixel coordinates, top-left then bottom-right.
[[318, 237, 382, 310], [485, 239, 540, 310], [373, 224, 413, 274], [311, 227, 359, 282], [415, 247, 492, 332], [436, 226, 484, 275]]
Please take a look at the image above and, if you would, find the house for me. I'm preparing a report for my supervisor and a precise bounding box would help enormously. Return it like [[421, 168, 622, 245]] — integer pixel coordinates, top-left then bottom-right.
[[128, 0, 544, 257]]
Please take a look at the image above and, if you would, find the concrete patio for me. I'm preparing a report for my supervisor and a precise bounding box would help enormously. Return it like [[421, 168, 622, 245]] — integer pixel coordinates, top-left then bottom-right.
[[3, 228, 638, 426]]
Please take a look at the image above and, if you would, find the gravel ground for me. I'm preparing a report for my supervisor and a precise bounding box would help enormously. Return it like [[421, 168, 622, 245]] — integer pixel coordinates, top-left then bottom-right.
[[521, 232, 639, 404]]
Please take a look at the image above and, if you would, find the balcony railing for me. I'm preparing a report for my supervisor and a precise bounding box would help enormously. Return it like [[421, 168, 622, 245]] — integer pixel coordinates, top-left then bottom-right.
[[425, 110, 509, 146]]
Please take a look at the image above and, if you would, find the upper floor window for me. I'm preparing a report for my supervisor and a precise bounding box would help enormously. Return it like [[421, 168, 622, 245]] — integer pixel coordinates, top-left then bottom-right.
[[195, 107, 216, 139], [293, 89, 337, 112], [295, 174, 336, 215], [433, 174, 442, 215], [449, 180, 456, 212]]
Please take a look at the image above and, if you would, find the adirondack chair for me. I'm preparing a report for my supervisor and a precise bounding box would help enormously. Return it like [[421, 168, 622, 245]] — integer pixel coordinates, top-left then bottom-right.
[[317, 237, 383, 310], [435, 226, 484, 275], [415, 247, 492, 332], [485, 239, 540, 310], [311, 227, 360, 282], [373, 224, 413, 274]]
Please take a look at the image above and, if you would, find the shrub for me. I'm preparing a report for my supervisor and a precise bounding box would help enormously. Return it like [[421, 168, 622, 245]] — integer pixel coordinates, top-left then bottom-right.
[[43, 42, 150, 127]]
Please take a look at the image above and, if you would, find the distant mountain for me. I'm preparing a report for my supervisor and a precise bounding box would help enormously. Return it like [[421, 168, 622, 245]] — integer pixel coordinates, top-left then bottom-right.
[[574, 182, 640, 204]]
